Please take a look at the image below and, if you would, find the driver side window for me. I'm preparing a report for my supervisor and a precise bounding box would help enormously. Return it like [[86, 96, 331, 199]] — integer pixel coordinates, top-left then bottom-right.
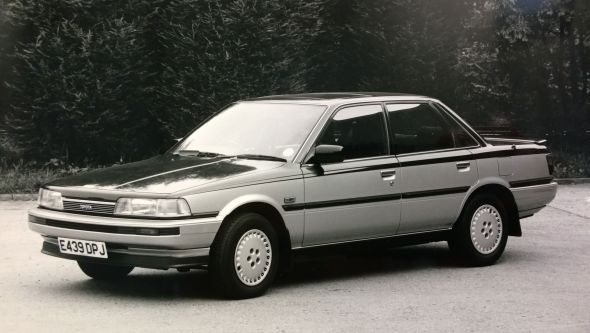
[[318, 104, 388, 160]]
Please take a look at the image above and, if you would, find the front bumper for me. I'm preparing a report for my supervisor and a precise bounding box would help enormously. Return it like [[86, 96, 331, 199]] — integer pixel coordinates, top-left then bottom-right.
[[41, 236, 209, 268], [28, 207, 223, 269]]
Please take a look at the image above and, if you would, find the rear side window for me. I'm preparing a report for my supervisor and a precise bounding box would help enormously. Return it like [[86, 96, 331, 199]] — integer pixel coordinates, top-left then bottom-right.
[[387, 103, 475, 154], [436, 106, 479, 148], [318, 104, 387, 160]]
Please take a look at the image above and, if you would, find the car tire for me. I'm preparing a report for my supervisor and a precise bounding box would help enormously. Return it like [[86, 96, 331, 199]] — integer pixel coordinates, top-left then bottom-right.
[[77, 261, 134, 280], [448, 193, 509, 266], [209, 212, 279, 299]]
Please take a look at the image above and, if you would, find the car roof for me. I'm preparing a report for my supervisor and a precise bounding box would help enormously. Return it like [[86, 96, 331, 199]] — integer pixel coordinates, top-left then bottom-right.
[[240, 92, 432, 105]]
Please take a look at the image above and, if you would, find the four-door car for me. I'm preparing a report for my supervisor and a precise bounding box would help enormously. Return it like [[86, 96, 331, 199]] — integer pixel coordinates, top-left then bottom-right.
[[28, 93, 557, 298]]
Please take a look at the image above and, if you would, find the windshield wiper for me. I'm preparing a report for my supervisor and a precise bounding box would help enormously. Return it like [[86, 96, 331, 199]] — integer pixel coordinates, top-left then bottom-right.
[[175, 150, 226, 157], [175, 151, 286, 162], [235, 154, 287, 162]]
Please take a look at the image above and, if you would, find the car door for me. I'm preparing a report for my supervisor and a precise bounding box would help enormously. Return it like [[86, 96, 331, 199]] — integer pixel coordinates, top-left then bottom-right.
[[301, 104, 402, 246], [386, 102, 480, 234]]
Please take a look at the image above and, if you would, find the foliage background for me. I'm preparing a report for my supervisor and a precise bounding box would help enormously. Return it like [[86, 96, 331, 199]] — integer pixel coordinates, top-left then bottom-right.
[[0, 0, 589, 180]]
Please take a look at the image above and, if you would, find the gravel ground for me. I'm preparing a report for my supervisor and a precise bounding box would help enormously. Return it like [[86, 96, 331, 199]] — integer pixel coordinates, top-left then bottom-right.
[[0, 185, 589, 332]]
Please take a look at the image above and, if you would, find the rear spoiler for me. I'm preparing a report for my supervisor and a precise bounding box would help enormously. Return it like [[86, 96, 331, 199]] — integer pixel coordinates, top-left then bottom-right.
[[483, 137, 547, 146], [473, 126, 546, 146]]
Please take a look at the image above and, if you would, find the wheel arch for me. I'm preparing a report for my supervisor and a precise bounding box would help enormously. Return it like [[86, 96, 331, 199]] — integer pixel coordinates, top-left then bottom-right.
[[215, 199, 292, 271], [459, 181, 521, 237]]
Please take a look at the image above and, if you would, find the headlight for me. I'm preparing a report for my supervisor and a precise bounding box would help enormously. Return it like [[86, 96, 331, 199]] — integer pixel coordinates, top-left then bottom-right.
[[114, 198, 191, 218], [38, 188, 63, 210]]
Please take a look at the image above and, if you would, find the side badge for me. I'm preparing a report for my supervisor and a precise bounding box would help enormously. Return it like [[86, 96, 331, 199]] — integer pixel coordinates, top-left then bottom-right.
[[284, 197, 296, 204]]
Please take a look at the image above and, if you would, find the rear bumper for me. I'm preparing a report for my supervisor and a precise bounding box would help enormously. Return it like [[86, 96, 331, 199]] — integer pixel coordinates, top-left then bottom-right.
[[511, 181, 558, 217], [28, 207, 222, 269]]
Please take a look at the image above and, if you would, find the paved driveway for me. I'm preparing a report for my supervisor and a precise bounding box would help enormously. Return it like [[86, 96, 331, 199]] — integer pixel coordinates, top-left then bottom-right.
[[1, 185, 589, 332]]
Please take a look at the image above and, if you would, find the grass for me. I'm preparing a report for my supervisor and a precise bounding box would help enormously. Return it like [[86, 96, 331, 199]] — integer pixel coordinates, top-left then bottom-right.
[[0, 164, 92, 194], [0, 168, 61, 194], [552, 151, 590, 178]]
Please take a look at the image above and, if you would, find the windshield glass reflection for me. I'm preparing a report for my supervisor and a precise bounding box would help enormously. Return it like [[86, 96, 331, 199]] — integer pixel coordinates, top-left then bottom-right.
[[176, 103, 326, 162]]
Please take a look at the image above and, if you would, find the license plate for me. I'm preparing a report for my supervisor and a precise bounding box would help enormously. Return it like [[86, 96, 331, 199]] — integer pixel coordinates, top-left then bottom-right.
[[57, 237, 108, 258]]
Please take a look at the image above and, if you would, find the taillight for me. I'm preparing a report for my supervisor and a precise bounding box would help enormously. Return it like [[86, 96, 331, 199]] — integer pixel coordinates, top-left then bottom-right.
[[546, 154, 554, 175]]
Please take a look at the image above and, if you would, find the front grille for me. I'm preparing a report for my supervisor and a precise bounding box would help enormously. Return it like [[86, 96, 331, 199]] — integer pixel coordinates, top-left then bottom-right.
[[62, 198, 116, 215]]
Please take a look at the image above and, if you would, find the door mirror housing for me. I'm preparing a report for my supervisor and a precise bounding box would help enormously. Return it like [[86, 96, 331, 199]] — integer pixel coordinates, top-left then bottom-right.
[[308, 144, 344, 164]]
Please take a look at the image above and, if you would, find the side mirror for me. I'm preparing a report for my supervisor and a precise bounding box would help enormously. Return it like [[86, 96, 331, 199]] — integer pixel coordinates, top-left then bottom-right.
[[309, 144, 344, 164]]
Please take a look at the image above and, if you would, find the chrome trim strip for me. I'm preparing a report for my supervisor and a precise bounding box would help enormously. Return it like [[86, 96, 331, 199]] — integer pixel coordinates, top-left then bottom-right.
[[29, 207, 221, 226], [395, 146, 479, 158], [62, 198, 116, 206]]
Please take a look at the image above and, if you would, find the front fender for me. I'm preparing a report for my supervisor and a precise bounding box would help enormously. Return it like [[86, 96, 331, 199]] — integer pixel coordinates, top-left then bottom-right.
[[217, 193, 305, 248], [218, 194, 284, 220]]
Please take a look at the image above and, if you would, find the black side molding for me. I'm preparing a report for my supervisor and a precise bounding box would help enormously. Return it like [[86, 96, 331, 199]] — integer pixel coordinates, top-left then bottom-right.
[[283, 193, 402, 211], [509, 177, 554, 188], [192, 211, 219, 219], [399, 148, 548, 167], [403, 186, 470, 199], [283, 186, 470, 211]]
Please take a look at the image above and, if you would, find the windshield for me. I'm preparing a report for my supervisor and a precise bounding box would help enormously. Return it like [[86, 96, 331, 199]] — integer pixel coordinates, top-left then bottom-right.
[[175, 102, 326, 161]]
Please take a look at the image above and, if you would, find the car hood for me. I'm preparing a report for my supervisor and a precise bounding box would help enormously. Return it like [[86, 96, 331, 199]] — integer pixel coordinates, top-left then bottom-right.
[[47, 155, 282, 194]]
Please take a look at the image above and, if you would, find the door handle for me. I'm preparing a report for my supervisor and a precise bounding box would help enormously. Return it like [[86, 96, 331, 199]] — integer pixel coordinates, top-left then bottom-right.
[[380, 169, 396, 181], [456, 161, 471, 172]]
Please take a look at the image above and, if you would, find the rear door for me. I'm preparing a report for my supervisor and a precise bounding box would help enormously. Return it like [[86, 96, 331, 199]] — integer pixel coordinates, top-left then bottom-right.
[[301, 104, 402, 246], [386, 102, 480, 234]]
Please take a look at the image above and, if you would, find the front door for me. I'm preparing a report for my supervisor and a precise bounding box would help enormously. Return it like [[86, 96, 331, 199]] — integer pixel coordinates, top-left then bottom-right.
[[301, 104, 402, 246]]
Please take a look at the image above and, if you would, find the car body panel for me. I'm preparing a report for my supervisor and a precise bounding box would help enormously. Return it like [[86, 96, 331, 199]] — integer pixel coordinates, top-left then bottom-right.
[[299, 155, 402, 245], [184, 172, 306, 247], [511, 183, 557, 216], [47, 156, 283, 196], [396, 149, 478, 233]]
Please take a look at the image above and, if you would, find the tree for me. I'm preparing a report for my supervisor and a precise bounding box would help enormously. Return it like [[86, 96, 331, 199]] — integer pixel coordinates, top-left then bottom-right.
[[156, 0, 322, 137]]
